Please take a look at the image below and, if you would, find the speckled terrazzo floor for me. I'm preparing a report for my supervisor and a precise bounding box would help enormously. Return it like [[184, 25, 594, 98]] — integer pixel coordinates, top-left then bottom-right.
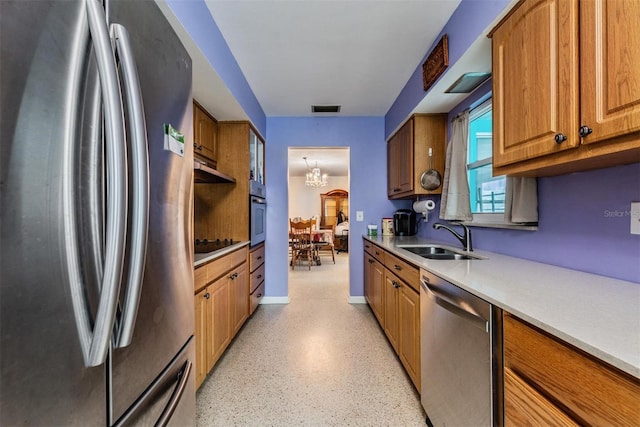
[[196, 252, 426, 426]]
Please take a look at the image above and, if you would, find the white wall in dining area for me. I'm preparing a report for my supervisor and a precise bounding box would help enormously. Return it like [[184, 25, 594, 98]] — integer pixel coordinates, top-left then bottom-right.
[[288, 176, 349, 222]]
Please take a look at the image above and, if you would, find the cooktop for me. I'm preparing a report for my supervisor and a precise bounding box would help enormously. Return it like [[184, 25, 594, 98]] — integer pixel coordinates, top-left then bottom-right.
[[194, 238, 235, 253]]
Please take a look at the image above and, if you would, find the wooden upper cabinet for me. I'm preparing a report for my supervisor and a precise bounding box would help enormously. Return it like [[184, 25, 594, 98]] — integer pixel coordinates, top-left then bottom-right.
[[387, 114, 446, 199], [580, 0, 640, 145], [490, 0, 640, 176], [193, 101, 218, 166], [491, 0, 580, 168]]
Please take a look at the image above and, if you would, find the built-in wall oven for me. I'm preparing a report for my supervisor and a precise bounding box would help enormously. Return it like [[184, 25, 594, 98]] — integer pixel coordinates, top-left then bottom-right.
[[250, 181, 266, 247]]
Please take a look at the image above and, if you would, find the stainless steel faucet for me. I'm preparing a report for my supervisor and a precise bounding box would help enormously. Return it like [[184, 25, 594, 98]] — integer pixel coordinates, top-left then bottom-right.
[[433, 222, 473, 252]]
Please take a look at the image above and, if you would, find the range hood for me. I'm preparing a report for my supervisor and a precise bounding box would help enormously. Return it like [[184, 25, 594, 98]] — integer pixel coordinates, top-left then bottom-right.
[[194, 159, 236, 184]]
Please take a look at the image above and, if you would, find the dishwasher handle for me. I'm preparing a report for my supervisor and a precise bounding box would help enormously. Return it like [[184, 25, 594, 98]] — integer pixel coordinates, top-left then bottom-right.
[[421, 279, 489, 333]]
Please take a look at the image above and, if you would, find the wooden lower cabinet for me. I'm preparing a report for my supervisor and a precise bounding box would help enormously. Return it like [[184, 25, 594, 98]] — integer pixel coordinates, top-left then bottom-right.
[[383, 272, 400, 352], [364, 250, 385, 325], [194, 286, 212, 388], [397, 284, 420, 389], [229, 262, 248, 336], [194, 247, 249, 389], [249, 243, 265, 315], [363, 238, 420, 392], [503, 313, 640, 425], [210, 274, 231, 369], [504, 368, 579, 426]]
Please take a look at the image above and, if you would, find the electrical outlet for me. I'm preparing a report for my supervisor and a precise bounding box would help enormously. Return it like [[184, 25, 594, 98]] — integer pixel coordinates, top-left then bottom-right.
[[356, 211, 364, 222], [631, 202, 640, 235]]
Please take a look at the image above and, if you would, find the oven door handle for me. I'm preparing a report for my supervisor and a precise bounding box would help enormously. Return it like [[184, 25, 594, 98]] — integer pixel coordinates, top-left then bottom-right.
[[251, 197, 266, 205]]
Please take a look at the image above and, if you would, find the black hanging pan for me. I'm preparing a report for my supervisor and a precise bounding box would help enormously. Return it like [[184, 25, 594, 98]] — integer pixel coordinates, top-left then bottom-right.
[[420, 148, 442, 190]]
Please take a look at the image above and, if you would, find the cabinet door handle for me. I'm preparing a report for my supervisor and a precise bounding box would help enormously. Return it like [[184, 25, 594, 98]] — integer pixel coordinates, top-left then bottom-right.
[[392, 280, 400, 289], [554, 133, 567, 144], [257, 274, 262, 279], [257, 293, 262, 298], [579, 125, 593, 138], [394, 264, 401, 271], [257, 256, 263, 260]]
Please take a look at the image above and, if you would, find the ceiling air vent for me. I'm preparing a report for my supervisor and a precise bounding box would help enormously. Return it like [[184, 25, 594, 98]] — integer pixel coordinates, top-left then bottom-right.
[[312, 105, 341, 113]]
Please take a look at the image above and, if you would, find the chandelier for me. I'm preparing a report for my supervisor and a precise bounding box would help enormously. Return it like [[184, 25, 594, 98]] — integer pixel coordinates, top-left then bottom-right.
[[303, 157, 328, 187]]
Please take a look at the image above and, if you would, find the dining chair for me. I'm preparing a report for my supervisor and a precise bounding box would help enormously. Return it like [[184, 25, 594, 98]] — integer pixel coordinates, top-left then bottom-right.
[[289, 218, 314, 270], [315, 224, 336, 264]]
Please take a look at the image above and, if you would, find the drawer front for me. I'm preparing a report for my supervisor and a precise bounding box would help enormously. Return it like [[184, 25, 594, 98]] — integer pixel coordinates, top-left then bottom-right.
[[250, 263, 265, 293], [194, 265, 208, 292], [250, 281, 265, 315], [208, 247, 247, 282], [384, 252, 419, 292], [249, 245, 265, 272], [363, 240, 385, 264], [504, 368, 579, 426], [194, 247, 248, 292], [504, 314, 640, 426]]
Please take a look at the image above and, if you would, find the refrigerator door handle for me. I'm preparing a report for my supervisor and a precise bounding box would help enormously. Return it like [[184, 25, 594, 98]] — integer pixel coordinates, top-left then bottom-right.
[[155, 360, 193, 427], [110, 23, 150, 349], [75, 0, 127, 367]]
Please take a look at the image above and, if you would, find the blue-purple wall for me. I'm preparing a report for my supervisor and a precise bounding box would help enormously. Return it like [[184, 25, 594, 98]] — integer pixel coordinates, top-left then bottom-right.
[[385, 0, 511, 138], [166, 0, 266, 135], [416, 163, 640, 283], [265, 117, 409, 298]]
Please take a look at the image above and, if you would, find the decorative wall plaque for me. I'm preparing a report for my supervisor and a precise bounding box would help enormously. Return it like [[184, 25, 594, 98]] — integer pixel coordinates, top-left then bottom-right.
[[422, 34, 449, 92]]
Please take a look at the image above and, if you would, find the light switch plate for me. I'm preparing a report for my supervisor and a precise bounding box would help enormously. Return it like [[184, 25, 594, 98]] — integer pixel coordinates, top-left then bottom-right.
[[356, 211, 364, 222], [631, 202, 640, 235]]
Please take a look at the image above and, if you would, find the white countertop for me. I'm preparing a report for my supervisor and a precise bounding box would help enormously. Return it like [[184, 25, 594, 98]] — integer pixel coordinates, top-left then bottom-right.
[[364, 235, 640, 379], [194, 241, 249, 267]]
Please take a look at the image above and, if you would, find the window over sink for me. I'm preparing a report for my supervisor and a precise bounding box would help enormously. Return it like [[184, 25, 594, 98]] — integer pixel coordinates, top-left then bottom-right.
[[467, 99, 505, 216]]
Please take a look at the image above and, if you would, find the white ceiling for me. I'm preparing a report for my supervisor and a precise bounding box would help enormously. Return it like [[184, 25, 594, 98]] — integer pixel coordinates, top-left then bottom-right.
[[204, 0, 462, 117], [288, 147, 350, 177]]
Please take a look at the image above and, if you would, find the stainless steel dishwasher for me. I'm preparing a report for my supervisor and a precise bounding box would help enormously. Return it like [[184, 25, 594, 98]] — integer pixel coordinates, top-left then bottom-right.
[[420, 269, 502, 427]]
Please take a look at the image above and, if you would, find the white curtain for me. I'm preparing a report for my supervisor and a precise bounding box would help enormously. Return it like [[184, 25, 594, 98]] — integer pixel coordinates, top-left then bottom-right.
[[504, 177, 538, 223], [440, 111, 472, 221]]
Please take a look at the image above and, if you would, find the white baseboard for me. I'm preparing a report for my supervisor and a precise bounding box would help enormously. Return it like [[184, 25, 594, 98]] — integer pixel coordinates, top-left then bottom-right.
[[259, 296, 290, 305], [348, 296, 367, 304]]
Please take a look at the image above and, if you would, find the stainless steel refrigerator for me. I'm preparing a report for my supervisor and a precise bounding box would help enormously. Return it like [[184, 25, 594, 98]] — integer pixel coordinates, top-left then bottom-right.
[[1, 0, 195, 425]]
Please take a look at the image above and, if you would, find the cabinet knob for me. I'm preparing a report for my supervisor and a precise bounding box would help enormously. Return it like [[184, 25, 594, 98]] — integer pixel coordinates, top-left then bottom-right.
[[579, 125, 593, 138], [394, 265, 401, 271], [392, 280, 400, 289], [554, 133, 567, 144], [368, 259, 374, 264], [204, 293, 210, 299]]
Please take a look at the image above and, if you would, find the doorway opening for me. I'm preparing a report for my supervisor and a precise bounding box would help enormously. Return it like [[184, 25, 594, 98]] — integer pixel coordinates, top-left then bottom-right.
[[287, 147, 350, 300]]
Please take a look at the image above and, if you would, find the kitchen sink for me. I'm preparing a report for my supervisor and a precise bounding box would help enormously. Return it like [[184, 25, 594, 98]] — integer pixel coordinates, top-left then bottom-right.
[[398, 245, 483, 260]]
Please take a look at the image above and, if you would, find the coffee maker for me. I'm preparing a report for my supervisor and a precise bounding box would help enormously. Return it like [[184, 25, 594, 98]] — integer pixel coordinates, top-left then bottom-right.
[[393, 209, 417, 236]]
